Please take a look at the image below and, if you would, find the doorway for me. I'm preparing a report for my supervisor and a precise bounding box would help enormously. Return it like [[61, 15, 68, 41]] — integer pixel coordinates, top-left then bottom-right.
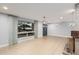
[[43, 24, 47, 36]]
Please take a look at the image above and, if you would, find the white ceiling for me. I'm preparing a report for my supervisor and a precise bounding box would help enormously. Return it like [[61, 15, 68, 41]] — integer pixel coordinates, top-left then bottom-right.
[[0, 3, 75, 23]]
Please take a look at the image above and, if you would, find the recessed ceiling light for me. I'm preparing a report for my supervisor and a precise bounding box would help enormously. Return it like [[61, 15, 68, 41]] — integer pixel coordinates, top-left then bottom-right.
[[3, 6, 8, 10], [60, 17, 63, 19]]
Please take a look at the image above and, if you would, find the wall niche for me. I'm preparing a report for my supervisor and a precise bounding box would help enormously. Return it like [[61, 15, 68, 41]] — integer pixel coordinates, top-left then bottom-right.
[[17, 20, 34, 38]]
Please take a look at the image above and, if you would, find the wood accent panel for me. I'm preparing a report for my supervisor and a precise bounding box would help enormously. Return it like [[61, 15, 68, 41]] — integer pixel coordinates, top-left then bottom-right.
[[68, 38, 74, 53], [71, 31, 79, 38], [71, 31, 79, 53]]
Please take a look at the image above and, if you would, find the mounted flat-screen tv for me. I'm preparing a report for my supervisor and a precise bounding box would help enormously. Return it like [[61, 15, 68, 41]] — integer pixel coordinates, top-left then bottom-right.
[[18, 21, 34, 32]]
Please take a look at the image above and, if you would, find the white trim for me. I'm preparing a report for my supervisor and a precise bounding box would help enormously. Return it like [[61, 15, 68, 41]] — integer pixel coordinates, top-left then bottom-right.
[[18, 36, 34, 43], [48, 34, 72, 38], [0, 43, 9, 48]]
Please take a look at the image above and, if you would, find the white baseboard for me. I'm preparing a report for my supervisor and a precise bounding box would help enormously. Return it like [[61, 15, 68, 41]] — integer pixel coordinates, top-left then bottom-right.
[[18, 36, 34, 43], [0, 43, 9, 48], [48, 35, 72, 38]]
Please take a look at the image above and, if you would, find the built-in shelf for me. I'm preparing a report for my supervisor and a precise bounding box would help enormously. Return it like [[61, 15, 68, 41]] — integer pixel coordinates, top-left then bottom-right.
[[17, 31, 35, 38], [17, 31, 35, 34], [17, 20, 34, 42]]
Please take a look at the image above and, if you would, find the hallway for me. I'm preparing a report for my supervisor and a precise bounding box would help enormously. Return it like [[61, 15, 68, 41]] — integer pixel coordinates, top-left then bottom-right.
[[0, 36, 68, 55]]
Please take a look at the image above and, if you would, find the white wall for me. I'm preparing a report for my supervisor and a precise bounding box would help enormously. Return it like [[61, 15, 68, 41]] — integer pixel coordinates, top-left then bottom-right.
[[0, 14, 9, 46], [38, 21, 43, 38], [48, 22, 73, 37], [0, 14, 18, 47], [72, 21, 79, 31], [8, 16, 18, 45], [34, 21, 43, 38]]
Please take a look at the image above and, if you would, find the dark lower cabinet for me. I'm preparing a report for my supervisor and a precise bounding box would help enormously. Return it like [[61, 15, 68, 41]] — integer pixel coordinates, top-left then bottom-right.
[[71, 31, 79, 53]]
